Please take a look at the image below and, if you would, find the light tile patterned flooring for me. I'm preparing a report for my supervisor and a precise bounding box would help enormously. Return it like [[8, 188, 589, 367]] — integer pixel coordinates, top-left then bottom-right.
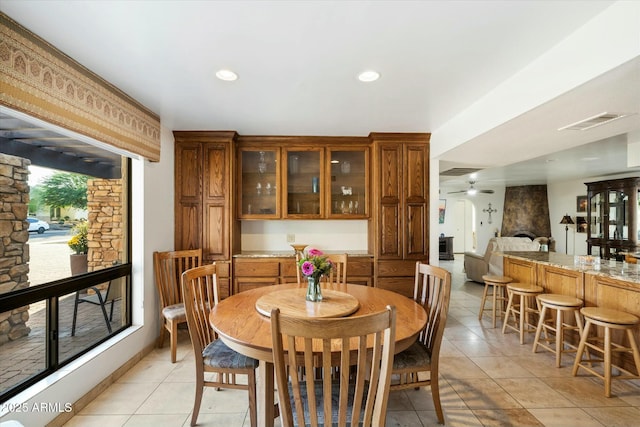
[[63, 255, 640, 426]]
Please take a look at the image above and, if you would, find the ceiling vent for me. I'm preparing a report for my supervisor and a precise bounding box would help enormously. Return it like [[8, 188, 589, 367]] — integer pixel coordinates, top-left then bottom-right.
[[558, 112, 629, 131], [440, 167, 481, 176]]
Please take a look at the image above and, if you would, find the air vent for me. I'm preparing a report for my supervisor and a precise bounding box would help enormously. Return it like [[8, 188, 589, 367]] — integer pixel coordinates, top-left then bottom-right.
[[440, 167, 481, 176], [558, 112, 629, 131]]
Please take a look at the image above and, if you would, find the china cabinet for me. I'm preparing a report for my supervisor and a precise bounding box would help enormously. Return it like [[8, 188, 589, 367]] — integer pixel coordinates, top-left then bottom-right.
[[283, 147, 324, 218], [327, 147, 369, 218], [586, 177, 640, 260]]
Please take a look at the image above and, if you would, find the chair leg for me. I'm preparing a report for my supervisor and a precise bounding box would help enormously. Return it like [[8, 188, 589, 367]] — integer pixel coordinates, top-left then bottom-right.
[[158, 318, 166, 348], [431, 374, 444, 424], [248, 369, 258, 427], [71, 291, 81, 336], [190, 369, 204, 426], [170, 320, 178, 363]]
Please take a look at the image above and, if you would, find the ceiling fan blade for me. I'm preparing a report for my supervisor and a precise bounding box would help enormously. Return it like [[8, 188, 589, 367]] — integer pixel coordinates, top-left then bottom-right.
[[447, 190, 467, 194], [479, 189, 495, 194]]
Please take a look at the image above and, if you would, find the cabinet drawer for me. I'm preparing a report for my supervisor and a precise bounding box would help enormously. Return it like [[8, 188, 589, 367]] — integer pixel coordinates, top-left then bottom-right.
[[280, 259, 299, 278], [377, 260, 416, 277], [235, 277, 279, 293], [234, 260, 280, 276], [214, 261, 230, 277], [348, 257, 373, 276]]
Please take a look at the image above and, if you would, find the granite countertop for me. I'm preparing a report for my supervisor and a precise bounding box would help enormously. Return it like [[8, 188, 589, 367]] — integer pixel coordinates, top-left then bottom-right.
[[498, 251, 640, 284], [233, 250, 373, 258]]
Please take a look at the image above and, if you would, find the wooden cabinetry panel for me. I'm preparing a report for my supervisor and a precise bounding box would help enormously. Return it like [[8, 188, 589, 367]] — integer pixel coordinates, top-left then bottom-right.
[[235, 260, 280, 277], [405, 144, 427, 200], [503, 257, 537, 284], [377, 260, 417, 278], [376, 278, 414, 298], [406, 204, 426, 257], [537, 264, 584, 299], [380, 205, 401, 257], [176, 144, 201, 201], [205, 146, 227, 199], [204, 205, 226, 259], [176, 204, 201, 252]]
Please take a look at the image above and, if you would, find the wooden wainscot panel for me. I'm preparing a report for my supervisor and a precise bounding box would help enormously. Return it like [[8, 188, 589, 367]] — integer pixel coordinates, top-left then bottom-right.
[[537, 264, 584, 299], [584, 272, 640, 374], [503, 257, 536, 284]]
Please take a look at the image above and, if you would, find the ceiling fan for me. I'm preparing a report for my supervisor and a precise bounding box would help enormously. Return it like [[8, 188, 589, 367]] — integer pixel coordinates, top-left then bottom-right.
[[447, 180, 494, 195]]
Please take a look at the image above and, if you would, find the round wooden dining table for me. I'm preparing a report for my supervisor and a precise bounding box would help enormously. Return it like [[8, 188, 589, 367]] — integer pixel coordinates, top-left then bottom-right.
[[209, 282, 427, 427]]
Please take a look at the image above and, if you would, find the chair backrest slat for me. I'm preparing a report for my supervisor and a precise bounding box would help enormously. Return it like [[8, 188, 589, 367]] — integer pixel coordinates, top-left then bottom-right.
[[272, 305, 396, 427], [181, 263, 217, 358], [413, 262, 451, 366], [153, 249, 202, 308]]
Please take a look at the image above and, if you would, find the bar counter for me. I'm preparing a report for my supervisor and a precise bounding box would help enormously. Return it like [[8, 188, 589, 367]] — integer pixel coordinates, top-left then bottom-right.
[[500, 251, 640, 373]]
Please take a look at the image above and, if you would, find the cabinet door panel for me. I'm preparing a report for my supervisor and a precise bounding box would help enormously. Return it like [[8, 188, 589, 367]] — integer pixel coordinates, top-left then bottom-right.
[[379, 145, 401, 200], [206, 146, 226, 199], [380, 205, 401, 257], [405, 204, 426, 257], [176, 144, 201, 201], [404, 145, 427, 200], [177, 204, 201, 251], [204, 204, 226, 260]]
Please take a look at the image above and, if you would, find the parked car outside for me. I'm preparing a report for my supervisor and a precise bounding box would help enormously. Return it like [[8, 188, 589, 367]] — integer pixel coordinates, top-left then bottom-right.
[[27, 217, 50, 234]]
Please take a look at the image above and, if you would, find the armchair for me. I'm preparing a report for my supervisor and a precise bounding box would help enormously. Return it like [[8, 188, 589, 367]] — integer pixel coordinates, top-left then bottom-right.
[[464, 237, 540, 283]]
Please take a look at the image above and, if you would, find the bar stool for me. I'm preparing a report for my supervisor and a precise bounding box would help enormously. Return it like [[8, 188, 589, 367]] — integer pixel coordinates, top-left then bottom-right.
[[532, 294, 584, 367], [478, 275, 512, 328], [572, 307, 640, 397], [502, 282, 543, 344]]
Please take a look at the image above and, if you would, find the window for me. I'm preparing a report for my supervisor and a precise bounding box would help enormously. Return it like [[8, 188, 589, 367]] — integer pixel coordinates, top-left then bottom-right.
[[0, 127, 132, 401]]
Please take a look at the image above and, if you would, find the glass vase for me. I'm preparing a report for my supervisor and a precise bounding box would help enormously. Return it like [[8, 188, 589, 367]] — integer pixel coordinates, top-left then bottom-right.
[[305, 276, 323, 302]]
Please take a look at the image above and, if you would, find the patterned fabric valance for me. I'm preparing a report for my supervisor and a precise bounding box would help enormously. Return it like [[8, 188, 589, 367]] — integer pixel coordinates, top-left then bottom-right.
[[0, 13, 160, 161]]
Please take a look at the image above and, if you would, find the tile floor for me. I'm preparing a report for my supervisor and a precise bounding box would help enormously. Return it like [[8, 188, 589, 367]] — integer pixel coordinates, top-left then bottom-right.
[[63, 255, 640, 427]]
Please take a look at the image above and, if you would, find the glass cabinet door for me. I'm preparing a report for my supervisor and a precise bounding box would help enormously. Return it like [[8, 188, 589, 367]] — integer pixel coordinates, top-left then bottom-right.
[[608, 190, 628, 240], [589, 191, 604, 239], [284, 148, 323, 218], [239, 148, 279, 218], [327, 148, 368, 218]]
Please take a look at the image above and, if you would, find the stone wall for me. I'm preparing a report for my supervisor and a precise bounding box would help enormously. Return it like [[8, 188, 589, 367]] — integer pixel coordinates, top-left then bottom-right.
[[0, 153, 31, 343], [86, 179, 123, 271], [501, 185, 552, 239]]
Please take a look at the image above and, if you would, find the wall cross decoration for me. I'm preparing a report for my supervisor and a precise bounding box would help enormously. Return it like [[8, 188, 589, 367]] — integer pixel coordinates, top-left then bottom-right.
[[483, 203, 497, 224]]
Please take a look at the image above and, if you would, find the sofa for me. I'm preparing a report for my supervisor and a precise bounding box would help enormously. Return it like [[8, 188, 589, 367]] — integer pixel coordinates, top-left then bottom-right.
[[464, 237, 541, 283]]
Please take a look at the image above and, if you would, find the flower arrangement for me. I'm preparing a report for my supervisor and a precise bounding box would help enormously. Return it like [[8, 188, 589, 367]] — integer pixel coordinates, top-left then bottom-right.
[[298, 248, 333, 279], [68, 222, 88, 254]]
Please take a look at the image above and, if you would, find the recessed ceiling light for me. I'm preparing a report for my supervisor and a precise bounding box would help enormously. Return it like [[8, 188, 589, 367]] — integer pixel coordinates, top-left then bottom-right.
[[330, 160, 339, 164], [216, 69, 238, 81], [358, 70, 380, 82]]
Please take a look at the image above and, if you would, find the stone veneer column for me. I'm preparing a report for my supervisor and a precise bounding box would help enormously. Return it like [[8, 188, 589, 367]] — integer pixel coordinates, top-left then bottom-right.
[[86, 179, 123, 271], [0, 153, 31, 343]]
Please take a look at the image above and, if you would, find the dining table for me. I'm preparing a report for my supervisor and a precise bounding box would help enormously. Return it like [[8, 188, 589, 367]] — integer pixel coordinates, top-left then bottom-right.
[[209, 282, 428, 427]]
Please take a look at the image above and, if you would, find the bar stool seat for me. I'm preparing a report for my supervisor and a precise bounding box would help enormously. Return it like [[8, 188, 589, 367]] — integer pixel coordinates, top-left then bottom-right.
[[478, 275, 512, 328], [532, 294, 584, 367], [572, 307, 640, 397], [502, 282, 543, 344]]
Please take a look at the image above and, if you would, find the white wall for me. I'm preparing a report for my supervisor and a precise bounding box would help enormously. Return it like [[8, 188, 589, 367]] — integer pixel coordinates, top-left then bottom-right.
[[0, 128, 176, 426]]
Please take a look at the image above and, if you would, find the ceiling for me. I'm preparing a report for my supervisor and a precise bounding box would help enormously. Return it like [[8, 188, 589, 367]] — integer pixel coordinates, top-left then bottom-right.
[[1, 1, 639, 188]]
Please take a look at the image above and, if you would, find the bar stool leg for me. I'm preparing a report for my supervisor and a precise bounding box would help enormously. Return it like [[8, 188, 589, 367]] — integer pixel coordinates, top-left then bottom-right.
[[478, 283, 490, 321], [554, 307, 564, 368], [573, 319, 591, 376], [502, 290, 515, 335], [491, 285, 498, 328], [604, 325, 612, 397], [519, 294, 526, 345], [627, 329, 640, 374], [532, 305, 548, 354]]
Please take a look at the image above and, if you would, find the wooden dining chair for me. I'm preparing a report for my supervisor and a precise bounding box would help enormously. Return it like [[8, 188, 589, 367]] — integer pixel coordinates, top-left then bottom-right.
[[153, 249, 201, 362], [271, 305, 396, 427], [325, 253, 348, 285], [182, 263, 258, 427], [390, 261, 451, 424]]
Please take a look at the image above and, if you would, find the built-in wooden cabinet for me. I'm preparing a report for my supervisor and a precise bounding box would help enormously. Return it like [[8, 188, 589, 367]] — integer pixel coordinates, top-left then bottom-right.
[[174, 131, 236, 262], [369, 133, 430, 297], [175, 131, 429, 297], [586, 177, 640, 260]]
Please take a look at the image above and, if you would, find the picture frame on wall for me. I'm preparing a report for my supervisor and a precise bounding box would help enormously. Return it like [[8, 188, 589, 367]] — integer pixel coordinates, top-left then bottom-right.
[[576, 216, 587, 233], [438, 199, 446, 224], [577, 195, 587, 213]]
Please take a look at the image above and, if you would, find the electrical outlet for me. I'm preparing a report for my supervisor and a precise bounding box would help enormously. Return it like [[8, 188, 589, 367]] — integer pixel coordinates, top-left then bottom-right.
[[286, 234, 295, 243]]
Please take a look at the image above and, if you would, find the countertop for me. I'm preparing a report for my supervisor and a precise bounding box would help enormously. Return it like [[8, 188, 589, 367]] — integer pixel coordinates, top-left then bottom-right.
[[233, 250, 373, 258], [499, 251, 640, 284]]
